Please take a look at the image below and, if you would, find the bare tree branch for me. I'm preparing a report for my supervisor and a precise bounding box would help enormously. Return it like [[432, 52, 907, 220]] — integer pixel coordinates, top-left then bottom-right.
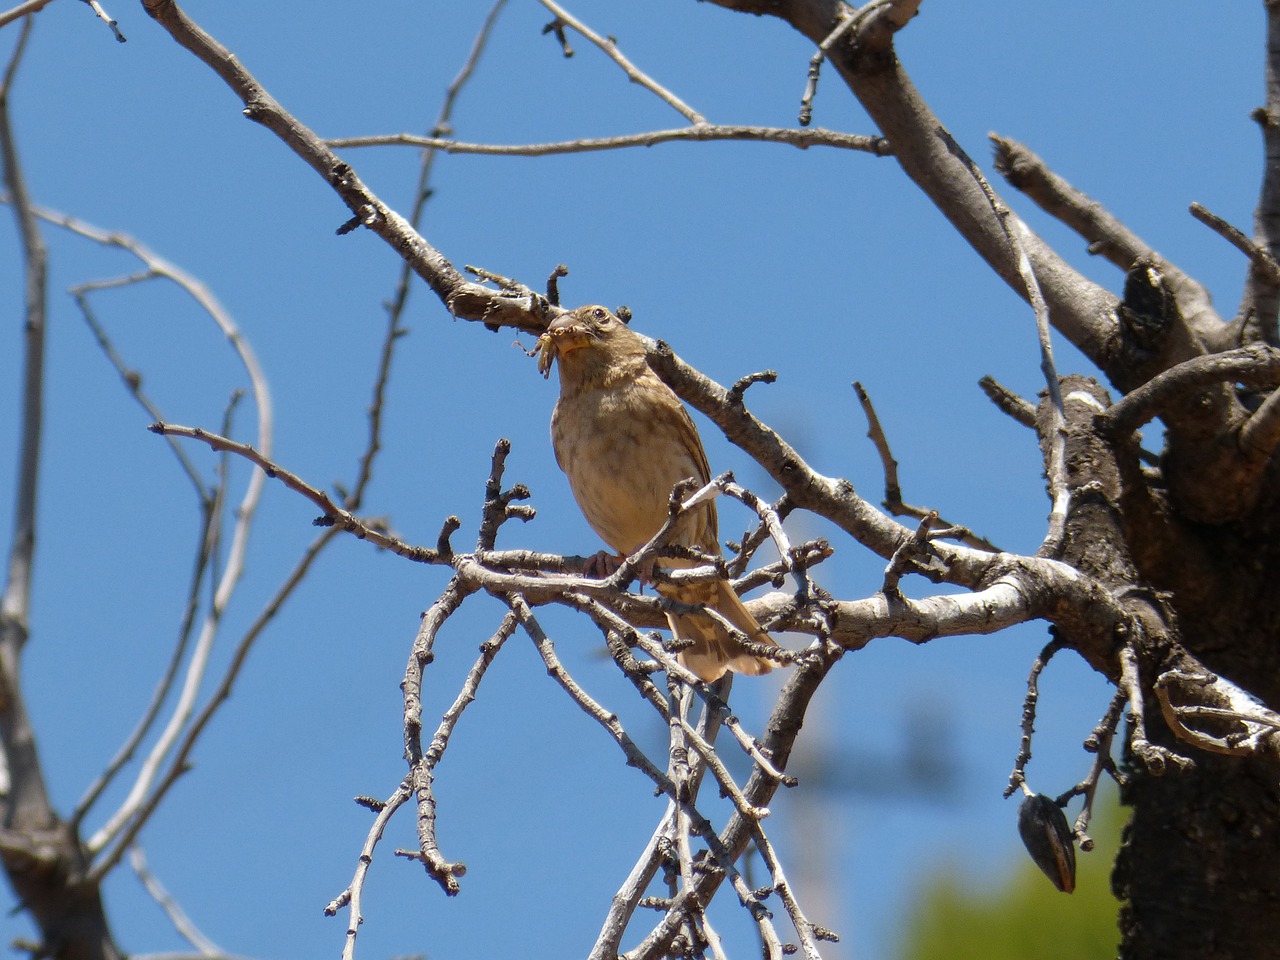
[[140, 0, 552, 333], [0, 0, 53, 30], [327, 125, 889, 157], [537, 0, 706, 124], [1101, 345, 1280, 436], [0, 19, 126, 957], [87, 523, 343, 883], [978, 374, 1037, 427], [86, 280, 273, 863], [937, 127, 1070, 556], [0, 12, 49, 828], [992, 134, 1221, 337], [324, 784, 410, 960], [362, 0, 508, 508], [148, 422, 440, 563], [1237, 384, 1280, 459], [1242, 3, 1280, 343], [853, 381, 999, 551], [129, 846, 224, 957], [81, 0, 124, 41]]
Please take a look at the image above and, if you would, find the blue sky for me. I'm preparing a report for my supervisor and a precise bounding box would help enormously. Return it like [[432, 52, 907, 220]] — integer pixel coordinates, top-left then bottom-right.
[[0, 2, 1258, 957]]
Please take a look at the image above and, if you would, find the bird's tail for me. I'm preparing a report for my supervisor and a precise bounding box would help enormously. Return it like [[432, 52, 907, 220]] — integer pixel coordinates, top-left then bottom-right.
[[664, 579, 780, 682]]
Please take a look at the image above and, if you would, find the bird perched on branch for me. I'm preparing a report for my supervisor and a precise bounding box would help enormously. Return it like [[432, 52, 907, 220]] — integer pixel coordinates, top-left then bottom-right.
[[535, 304, 778, 682]]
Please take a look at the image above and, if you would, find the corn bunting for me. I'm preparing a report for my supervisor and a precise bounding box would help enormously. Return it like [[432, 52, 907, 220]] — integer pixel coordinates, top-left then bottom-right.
[[536, 304, 778, 682]]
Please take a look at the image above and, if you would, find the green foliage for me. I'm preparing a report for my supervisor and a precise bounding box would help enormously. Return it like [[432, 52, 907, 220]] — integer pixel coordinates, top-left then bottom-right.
[[897, 786, 1123, 960]]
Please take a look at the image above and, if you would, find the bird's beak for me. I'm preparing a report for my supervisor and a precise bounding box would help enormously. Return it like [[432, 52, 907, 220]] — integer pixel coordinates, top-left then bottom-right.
[[535, 316, 591, 377]]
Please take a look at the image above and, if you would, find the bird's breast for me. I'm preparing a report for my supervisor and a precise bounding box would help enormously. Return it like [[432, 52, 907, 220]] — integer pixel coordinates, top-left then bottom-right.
[[552, 378, 709, 555]]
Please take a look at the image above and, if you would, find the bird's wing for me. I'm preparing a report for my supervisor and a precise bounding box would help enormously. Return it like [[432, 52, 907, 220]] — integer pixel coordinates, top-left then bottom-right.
[[673, 398, 720, 550]]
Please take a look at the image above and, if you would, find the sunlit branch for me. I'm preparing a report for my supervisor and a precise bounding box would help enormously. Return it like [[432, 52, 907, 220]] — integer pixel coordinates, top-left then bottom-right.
[[993, 134, 1219, 333], [326, 125, 889, 157], [325, 784, 411, 960]]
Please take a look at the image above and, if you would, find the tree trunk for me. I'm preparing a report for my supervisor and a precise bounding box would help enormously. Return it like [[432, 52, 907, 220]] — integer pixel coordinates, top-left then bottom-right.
[[1117, 492, 1280, 960]]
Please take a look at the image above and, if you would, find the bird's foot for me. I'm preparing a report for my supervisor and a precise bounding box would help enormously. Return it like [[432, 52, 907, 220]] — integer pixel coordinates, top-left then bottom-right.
[[584, 550, 625, 579], [584, 550, 656, 586]]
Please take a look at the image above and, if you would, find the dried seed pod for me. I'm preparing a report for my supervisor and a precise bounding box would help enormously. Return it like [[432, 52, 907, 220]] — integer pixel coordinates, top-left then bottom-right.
[[1017, 793, 1076, 893]]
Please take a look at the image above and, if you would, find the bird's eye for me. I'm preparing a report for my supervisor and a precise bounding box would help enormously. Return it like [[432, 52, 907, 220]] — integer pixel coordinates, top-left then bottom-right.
[[592, 307, 608, 322]]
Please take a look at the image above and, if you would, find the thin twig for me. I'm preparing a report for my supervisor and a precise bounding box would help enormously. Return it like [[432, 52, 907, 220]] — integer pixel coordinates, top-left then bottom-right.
[[424, 612, 517, 767], [572, 595, 795, 790], [326, 125, 889, 157], [978, 375, 1037, 428], [80, 0, 125, 41], [1054, 689, 1126, 848], [88, 525, 343, 882], [666, 683, 700, 951], [881, 512, 939, 597], [1153, 668, 1280, 756], [324, 783, 412, 960], [752, 824, 831, 960], [855, 381, 999, 551], [0, 14, 51, 828], [71, 284, 209, 497], [147, 423, 439, 564], [1190, 201, 1280, 286], [535, 0, 706, 124], [1004, 636, 1066, 798], [939, 128, 1068, 555], [400, 579, 475, 895], [130, 846, 223, 956], [358, 0, 509, 509], [798, 7, 857, 126], [727, 495, 794, 579], [1118, 642, 1192, 776], [0, 0, 54, 30], [589, 807, 678, 959], [73, 497, 218, 827], [2, 202, 274, 513]]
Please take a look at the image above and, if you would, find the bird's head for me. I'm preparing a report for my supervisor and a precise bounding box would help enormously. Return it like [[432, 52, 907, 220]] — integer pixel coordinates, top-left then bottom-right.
[[535, 305, 645, 380]]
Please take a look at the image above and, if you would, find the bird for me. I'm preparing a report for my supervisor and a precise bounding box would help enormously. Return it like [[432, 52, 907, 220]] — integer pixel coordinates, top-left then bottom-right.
[[535, 304, 779, 682]]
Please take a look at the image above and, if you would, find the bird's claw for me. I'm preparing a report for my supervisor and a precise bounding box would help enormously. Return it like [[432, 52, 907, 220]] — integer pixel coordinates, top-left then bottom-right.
[[585, 550, 655, 586], [584, 550, 624, 580]]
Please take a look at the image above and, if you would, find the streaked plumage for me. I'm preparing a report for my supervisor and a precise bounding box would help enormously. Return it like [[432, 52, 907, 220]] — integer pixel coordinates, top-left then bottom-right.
[[537, 305, 778, 681]]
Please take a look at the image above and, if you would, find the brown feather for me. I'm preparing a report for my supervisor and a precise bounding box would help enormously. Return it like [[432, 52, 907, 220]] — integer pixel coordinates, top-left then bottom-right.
[[542, 305, 780, 681]]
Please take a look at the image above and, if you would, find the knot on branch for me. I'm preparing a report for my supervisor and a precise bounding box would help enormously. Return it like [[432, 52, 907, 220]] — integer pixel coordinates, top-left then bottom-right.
[[1118, 259, 1178, 355], [395, 848, 466, 896]]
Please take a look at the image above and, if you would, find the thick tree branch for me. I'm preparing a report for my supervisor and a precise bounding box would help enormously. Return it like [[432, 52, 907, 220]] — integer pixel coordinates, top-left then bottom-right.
[[1101, 345, 1280, 436], [705, 0, 1221, 396], [139, 0, 553, 333], [993, 134, 1222, 341], [1243, 1, 1280, 343]]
